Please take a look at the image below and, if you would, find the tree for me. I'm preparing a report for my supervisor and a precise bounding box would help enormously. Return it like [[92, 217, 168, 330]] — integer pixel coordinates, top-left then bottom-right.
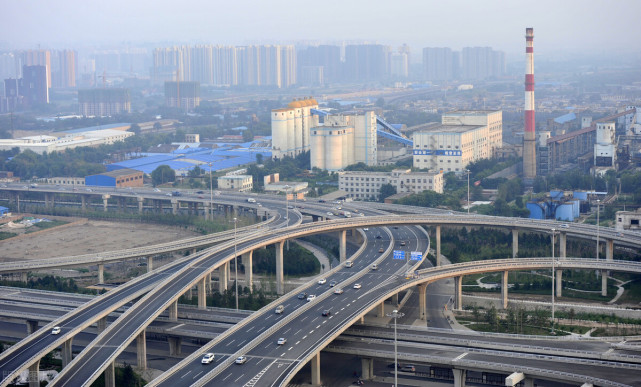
[[153, 122, 162, 131], [256, 153, 264, 165], [151, 165, 175, 186], [242, 129, 254, 142], [129, 124, 141, 135], [379, 183, 397, 202]]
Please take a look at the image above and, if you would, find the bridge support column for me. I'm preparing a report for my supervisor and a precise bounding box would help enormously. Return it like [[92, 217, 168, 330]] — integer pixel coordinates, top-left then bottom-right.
[[98, 264, 104, 284], [454, 276, 462, 310], [28, 360, 40, 387], [168, 300, 178, 320], [168, 336, 182, 356], [104, 361, 115, 387], [218, 262, 228, 293], [138, 197, 144, 214], [418, 283, 427, 320], [524, 378, 534, 387], [392, 292, 399, 306], [62, 337, 73, 367], [15, 193, 21, 212], [136, 329, 146, 370], [206, 272, 212, 294], [556, 269, 563, 297], [204, 203, 211, 221], [171, 199, 178, 215], [102, 196, 108, 212], [276, 241, 285, 295], [339, 230, 346, 262], [559, 232, 567, 258], [361, 357, 374, 380], [436, 225, 441, 266], [198, 277, 206, 309], [501, 271, 509, 309], [81, 195, 86, 211], [453, 368, 466, 387], [146, 256, 154, 272], [97, 317, 106, 332], [21, 272, 28, 283], [184, 287, 192, 300], [26, 319, 38, 334], [512, 229, 518, 258], [377, 302, 385, 317], [310, 352, 321, 386], [602, 239, 614, 296], [506, 371, 525, 386], [243, 251, 253, 292]]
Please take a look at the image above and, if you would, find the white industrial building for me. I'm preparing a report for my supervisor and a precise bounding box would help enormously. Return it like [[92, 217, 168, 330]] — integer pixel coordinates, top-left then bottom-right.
[[271, 97, 319, 159], [0, 129, 134, 155], [217, 174, 253, 192], [413, 110, 502, 173], [310, 111, 377, 171], [593, 122, 616, 174], [338, 169, 444, 200]]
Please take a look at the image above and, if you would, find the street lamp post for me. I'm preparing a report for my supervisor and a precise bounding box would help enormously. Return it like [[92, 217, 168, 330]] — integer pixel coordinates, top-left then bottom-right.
[[596, 199, 601, 260], [284, 185, 291, 224], [466, 169, 470, 214], [233, 217, 238, 310], [208, 162, 213, 221], [386, 309, 404, 387], [551, 228, 556, 334]]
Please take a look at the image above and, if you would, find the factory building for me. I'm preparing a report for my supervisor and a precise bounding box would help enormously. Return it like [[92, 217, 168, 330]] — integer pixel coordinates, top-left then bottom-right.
[[593, 122, 617, 174], [338, 169, 444, 200], [271, 97, 319, 159], [85, 168, 144, 188], [217, 174, 253, 192], [412, 110, 502, 173]]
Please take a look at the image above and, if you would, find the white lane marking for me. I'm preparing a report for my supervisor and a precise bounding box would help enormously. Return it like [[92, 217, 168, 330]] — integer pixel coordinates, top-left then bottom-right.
[[309, 330, 314, 334], [329, 316, 333, 319], [222, 373, 232, 381], [453, 352, 468, 361], [247, 326, 255, 332], [180, 370, 192, 379], [226, 339, 235, 346], [283, 327, 291, 334], [302, 335, 307, 340], [295, 341, 300, 345], [234, 374, 245, 382], [288, 347, 293, 351], [243, 359, 276, 387], [316, 325, 321, 329], [340, 307, 345, 311], [295, 329, 302, 335]]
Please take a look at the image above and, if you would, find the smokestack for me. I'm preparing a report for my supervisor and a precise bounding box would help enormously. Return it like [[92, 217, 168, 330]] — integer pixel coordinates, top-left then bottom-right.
[[523, 27, 537, 179]]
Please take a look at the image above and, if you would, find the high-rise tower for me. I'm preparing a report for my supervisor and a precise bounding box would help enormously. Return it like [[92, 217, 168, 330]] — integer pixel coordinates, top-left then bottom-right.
[[523, 27, 537, 179]]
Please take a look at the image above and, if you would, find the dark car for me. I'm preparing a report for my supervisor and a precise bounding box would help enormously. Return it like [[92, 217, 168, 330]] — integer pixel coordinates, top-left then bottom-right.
[[297, 292, 308, 299], [196, 190, 204, 194], [375, 235, 382, 239], [318, 199, 326, 203], [322, 310, 331, 316]]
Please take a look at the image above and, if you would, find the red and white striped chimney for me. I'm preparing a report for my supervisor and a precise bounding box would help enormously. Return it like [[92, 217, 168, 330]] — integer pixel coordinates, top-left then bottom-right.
[[523, 27, 537, 179]]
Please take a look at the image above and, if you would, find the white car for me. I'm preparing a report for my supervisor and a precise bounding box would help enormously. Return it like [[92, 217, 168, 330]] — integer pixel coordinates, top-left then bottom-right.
[[277, 338, 287, 345], [275, 305, 285, 314], [51, 326, 61, 335], [201, 353, 215, 364], [307, 294, 316, 302], [345, 261, 353, 268], [153, 188, 161, 192], [353, 283, 362, 289], [334, 288, 344, 295], [327, 212, 333, 216], [318, 278, 327, 285], [363, 228, 369, 231], [235, 356, 247, 364]]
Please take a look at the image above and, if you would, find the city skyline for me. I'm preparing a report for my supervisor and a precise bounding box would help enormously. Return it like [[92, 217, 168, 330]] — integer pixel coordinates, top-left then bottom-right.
[[3, 0, 640, 60]]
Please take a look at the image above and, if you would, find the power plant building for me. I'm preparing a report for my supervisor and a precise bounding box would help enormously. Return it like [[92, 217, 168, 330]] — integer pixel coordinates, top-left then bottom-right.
[[412, 110, 502, 173], [593, 122, 616, 174], [271, 98, 319, 159]]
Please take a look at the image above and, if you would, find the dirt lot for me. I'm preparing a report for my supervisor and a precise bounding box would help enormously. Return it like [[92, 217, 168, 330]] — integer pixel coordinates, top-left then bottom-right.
[[0, 217, 200, 263]]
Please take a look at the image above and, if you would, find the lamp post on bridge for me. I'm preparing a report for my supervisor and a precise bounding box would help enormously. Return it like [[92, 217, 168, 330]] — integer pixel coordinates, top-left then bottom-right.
[[386, 309, 404, 387], [208, 162, 213, 221], [233, 217, 238, 310], [596, 199, 601, 260], [551, 227, 556, 334], [466, 169, 470, 214]]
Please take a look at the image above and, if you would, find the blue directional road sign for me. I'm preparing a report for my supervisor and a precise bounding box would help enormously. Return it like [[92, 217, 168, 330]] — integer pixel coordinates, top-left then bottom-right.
[[393, 250, 405, 260], [410, 251, 422, 261]]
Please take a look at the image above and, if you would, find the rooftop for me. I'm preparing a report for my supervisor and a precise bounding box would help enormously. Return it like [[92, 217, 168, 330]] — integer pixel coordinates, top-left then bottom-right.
[[415, 124, 485, 134]]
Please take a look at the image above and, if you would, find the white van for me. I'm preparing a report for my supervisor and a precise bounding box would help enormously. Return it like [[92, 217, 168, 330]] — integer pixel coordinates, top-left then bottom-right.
[[371, 263, 378, 270]]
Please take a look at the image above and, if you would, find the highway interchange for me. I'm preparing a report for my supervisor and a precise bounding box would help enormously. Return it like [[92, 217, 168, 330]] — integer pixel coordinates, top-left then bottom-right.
[[1, 184, 641, 386]]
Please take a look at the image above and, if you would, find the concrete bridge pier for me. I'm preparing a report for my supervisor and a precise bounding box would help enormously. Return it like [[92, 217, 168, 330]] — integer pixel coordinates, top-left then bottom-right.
[[104, 361, 115, 387], [168, 300, 178, 321], [102, 194, 110, 212], [361, 357, 374, 380], [137, 197, 144, 214], [97, 317, 106, 332], [28, 360, 40, 387], [204, 203, 211, 221], [339, 230, 346, 262], [26, 319, 38, 334], [435, 225, 441, 266], [418, 283, 427, 320], [81, 195, 86, 211], [168, 336, 182, 356], [218, 262, 228, 293], [45, 193, 54, 208], [137, 329, 147, 370], [512, 229, 518, 258], [147, 256, 154, 272], [206, 272, 212, 294], [555, 232, 567, 297], [242, 251, 253, 291], [602, 238, 614, 296], [171, 199, 178, 215], [21, 272, 28, 283], [453, 368, 466, 387], [310, 352, 321, 386], [98, 264, 104, 284], [118, 197, 126, 211], [376, 302, 385, 317], [501, 271, 509, 309], [454, 276, 462, 310], [391, 292, 399, 306], [62, 337, 73, 367], [197, 277, 207, 309], [184, 287, 192, 300], [276, 241, 285, 294], [559, 232, 567, 258]]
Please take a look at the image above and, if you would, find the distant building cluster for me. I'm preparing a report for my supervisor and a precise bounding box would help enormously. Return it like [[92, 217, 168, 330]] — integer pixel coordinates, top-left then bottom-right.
[[423, 47, 506, 81], [164, 81, 200, 111], [412, 110, 503, 173], [271, 98, 319, 159]]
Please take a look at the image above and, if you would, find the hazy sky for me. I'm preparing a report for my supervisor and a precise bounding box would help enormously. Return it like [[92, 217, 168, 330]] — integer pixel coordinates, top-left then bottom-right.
[[4, 0, 640, 58]]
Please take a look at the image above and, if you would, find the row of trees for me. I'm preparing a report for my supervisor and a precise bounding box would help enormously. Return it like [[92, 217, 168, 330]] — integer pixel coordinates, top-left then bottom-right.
[[250, 243, 320, 277]]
